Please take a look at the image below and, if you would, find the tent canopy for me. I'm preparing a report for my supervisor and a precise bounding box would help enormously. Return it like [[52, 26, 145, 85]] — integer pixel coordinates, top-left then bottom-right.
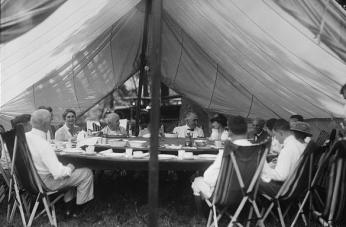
[[1, 0, 346, 129]]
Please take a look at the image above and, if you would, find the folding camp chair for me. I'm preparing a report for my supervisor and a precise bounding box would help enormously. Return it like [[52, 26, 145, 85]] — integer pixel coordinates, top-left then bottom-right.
[[205, 139, 270, 227], [290, 130, 337, 226], [312, 139, 346, 227], [259, 141, 319, 227], [1, 129, 31, 224], [6, 124, 65, 227]]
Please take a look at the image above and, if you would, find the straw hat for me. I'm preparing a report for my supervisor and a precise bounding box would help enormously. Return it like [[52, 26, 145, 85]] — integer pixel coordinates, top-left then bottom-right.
[[290, 121, 312, 136]]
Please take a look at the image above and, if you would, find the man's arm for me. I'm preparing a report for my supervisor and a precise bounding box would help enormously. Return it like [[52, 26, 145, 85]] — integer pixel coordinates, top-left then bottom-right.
[[40, 142, 73, 179]]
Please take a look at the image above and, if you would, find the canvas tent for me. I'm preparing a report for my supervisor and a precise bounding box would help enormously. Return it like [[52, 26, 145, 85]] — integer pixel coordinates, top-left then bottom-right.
[[1, 0, 346, 130]]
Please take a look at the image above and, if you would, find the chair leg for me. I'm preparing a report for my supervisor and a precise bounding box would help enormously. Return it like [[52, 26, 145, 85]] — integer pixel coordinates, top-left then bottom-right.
[[14, 186, 27, 227], [291, 191, 310, 227], [8, 200, 17, 223], [228, 197, 248, 227], [213, 205, 218, 227], [207, 209, 213, 227], [27, 195, 40, 227], [42, 196, 54, 226], [260, 200, 274, 225], [277, 203, 285, 227], [246, 206, 254, 227], [251, 200, 264, 227]]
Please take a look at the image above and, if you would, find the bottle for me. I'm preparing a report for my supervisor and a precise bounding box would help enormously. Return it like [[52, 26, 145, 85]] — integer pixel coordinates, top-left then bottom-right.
[[185, 131, 193, 147]]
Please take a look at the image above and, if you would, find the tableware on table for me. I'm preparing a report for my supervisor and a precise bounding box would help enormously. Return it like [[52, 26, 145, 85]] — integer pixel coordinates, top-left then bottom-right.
[[196, 154, 217, 159], [108, 139, 127, 147], [103, 152, 125, 158], [158, 154, 177, 160], [178, 150, 185, 160], [164, 133, 178, 138], [128, 140, 147, 148], [194, 139, 207, 147], [86, 145, 95, 153], [183, 152, 194, 160], [214, 140, 223, 148], [125, 148, 133, 158], [99, 149, 113, 155], [64, 148, 84, 153]]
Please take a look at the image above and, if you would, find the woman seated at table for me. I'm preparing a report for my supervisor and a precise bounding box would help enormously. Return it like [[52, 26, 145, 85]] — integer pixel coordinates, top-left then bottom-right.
[[138, 114, 164, 138], [55, 109, 81, 142], [209, 113, 229, 141], [101, 113, 127, 136]]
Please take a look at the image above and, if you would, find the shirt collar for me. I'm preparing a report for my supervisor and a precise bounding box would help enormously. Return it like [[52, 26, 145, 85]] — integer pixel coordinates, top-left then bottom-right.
[[30, 128, 47, 139], [283, 134, 295, 146]]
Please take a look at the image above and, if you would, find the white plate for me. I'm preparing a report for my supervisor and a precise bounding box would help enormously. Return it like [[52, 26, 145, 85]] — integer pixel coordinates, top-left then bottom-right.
[[64, 148, 84, 153], [102, 152, 125, 158], [158, 154, 177, 160], [132, 153, 149, 159], [197, 154, 217, 159]]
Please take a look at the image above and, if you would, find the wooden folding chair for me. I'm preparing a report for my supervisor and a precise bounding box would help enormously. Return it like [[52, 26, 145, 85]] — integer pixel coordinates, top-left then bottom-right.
[[312, 139, 346, 227], [260, 141, 319, 227], [291, 131, 338, 227], [6, 124, 65, 227], [205, 139, 270, 227]]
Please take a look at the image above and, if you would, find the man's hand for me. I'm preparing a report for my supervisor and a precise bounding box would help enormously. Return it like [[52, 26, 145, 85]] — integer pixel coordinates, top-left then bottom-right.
[[67, 163, 75, 172]]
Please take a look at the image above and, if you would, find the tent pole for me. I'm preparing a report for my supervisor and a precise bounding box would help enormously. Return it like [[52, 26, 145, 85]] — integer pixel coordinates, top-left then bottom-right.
[[135, 0, 152, 136], [148, 0, 161, 226]]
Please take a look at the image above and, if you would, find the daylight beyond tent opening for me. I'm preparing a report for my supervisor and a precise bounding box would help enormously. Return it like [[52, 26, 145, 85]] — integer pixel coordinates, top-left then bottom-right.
[[1, 0, 346, 129]]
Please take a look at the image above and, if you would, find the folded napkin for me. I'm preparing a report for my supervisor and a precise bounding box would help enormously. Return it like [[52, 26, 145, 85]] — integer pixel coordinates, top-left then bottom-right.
[[99, 149, 113, 155]]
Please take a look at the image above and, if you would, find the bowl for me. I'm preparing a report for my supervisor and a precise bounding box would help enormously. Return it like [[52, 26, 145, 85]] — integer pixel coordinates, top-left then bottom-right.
[[164, 133, 178, 138], [128, 140, 147, 148], [108, 140, 127, 147], [194, 139, 207, 147]]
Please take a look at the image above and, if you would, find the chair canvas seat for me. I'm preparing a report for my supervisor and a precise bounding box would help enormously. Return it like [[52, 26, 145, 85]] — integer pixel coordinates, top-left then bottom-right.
[[206, 139, 270, 227]]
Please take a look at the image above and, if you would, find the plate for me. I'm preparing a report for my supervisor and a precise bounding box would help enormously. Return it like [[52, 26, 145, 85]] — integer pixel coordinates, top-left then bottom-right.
[[83, 152, 97, 156], [64, 148, 84, 153], [158, 154, 177, 160], [132, 153, 149, 159], [197, 154, 217, 159], [102, 152, 125, 158]]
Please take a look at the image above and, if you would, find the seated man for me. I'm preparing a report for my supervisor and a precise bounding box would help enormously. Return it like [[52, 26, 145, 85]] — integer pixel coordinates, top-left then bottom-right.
[[27, 110, 94, 216], [259, 119, 310, 196], [101, 113, 127, 136], [38, 106, 55, 141], [191, 116, 251, 199], [247, 118, 269, 143], [173, 112, 204, 138]]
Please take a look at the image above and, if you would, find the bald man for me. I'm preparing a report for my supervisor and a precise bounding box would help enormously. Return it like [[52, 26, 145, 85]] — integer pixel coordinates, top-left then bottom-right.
[[173, 112, 204, 138], [101, 113, 127, 136], [27, 109, 94, 216], [247, 118, 269, 143]]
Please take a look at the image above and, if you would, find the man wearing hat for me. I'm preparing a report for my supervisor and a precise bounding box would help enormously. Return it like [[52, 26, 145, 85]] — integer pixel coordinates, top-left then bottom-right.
[[259, 119, 311, 196], [173, 112, 204, 138]]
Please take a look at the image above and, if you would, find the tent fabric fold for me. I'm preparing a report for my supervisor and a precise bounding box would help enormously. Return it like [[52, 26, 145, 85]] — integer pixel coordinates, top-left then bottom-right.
[[1, 0, 346, 129]]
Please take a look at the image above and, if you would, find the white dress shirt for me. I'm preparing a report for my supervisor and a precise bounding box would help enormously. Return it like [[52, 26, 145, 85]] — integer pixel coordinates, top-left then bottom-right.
[[209, 128, 229, 141], [26, 128, 72, 180], [261, 135, 306, 182], [173, 125, 204, 138]]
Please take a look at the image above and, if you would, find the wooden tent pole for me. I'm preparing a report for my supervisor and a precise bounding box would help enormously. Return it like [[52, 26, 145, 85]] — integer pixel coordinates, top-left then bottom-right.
[[135, 0, 152, 136], [148, 0, 161, 226]]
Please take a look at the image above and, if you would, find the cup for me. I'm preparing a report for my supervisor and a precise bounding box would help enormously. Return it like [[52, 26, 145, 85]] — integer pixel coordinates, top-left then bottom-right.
[[133, 151, 143, 157], [86, 145, 95, 153], [184, 152, 193, 159], [126, 148, 133, 158], [178, 150, 185, 160], [215, 140, 222, 148]]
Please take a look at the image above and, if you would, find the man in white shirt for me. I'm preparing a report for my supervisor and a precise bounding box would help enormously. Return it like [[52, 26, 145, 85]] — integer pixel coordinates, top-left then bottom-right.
[[27, 110, 94, 216], [191, 116, 251, 216], [260, 119, 308, 196], [173, 112, 204, 138]]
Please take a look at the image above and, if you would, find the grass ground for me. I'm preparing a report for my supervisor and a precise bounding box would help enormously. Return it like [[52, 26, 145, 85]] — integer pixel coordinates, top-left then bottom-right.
[[0, 171, 306, 227]]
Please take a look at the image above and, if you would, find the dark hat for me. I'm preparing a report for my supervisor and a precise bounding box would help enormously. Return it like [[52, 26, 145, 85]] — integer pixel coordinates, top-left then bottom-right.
[[290, 121, 312, 136], [210, 114, 227, 127]]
